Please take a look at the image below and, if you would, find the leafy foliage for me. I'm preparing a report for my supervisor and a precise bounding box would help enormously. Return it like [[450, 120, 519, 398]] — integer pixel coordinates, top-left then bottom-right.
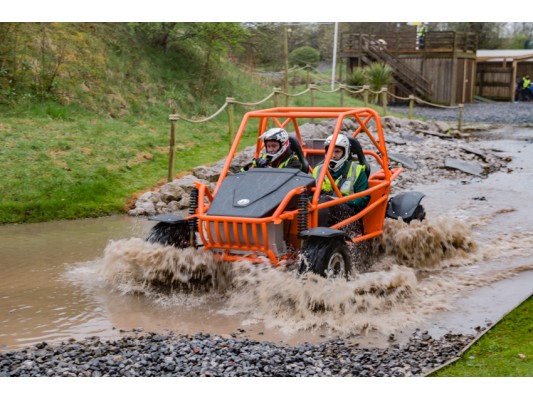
[[0, 22, 252, 110], [288, 46, 320, 67]]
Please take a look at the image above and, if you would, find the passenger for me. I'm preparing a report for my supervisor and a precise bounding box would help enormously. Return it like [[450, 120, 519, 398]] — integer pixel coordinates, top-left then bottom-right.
[[242, 128, 302, 170], [312, 134, 370, 228]]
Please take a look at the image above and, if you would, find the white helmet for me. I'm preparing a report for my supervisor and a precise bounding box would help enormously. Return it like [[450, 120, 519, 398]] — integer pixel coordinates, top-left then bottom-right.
[[324, 134, 350, 172], [260, 128, 290, 163]]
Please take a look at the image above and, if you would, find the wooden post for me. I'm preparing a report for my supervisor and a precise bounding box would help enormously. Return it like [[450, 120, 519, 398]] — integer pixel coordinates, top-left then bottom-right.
[[450, 31, 458, 106], [226, 97, 235, 148], [168, 110, 178, 182], [511, 60, 518, 102], [363, 85, 370, 107], [309, 84, 317, 123], [381, 87, 388, 116], [309, 84, 317, 108], [273, 87, 281, 107], [458, 103, 464, 132], [408, 95, 415, 120]]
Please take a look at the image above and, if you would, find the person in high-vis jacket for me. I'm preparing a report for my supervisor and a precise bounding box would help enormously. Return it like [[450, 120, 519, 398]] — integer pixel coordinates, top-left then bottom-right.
[[312, 134, 370, 227], [417, 23, 428, 50], [523, 75, 531, 90], [242, 128, 302, 170]]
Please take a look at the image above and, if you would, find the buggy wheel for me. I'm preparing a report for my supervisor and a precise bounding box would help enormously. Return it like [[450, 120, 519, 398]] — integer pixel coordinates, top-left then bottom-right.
[[300, 237, 351, 279], [146, 221, 192, 248], [412, 204, 426, 222]]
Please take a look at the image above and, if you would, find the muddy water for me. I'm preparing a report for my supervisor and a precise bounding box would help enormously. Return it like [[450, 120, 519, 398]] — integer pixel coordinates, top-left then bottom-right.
[[1, 128, 532, 351]]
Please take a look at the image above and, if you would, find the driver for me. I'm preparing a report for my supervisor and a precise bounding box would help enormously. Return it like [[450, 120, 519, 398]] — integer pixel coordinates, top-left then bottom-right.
[[245, 128, 302, 170]]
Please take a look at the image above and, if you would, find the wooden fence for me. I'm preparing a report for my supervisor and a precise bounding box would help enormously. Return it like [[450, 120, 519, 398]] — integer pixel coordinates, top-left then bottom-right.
[[166, 84, 464, 181]]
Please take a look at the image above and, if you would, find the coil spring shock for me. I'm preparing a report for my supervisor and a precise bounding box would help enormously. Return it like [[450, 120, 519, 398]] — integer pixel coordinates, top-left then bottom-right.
[[188, 188, 199, 246], [298, 190, 309, 238]]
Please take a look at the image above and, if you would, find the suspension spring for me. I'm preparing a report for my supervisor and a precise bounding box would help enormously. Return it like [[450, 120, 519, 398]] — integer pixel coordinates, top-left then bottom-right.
[[298, 190, 309, 236], [188, 188, 199, 232], [188, 188, 199, 247]]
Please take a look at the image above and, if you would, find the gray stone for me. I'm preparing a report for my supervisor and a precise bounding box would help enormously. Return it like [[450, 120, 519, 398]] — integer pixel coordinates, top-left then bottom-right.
[[389, 153, 418, 169], [444, 158, 484, 177]]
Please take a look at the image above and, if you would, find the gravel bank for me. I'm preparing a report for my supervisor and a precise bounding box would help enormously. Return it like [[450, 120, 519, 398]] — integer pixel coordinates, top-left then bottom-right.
[[0, 329, 477, 377], [388, 102, 533, 125]]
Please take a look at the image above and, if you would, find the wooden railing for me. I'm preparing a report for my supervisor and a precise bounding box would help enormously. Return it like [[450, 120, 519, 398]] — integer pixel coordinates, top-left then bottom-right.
[[341, 31, 477, 55], [358, 35, 433, 98]]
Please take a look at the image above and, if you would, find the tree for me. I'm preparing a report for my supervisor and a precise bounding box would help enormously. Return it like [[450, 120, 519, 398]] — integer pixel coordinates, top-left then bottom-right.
[[129, 23, 179, 49], [183, 23, 250, 97], [131, 22, 250, 99]]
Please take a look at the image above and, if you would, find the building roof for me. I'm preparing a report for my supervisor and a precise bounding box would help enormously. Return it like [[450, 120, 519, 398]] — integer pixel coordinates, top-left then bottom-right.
[[477, 49, 533, 62]]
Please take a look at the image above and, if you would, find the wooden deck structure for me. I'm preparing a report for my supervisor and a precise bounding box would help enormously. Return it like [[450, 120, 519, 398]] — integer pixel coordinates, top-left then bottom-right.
[[339, 27, 478, 105], [476, 50, 533, 101]]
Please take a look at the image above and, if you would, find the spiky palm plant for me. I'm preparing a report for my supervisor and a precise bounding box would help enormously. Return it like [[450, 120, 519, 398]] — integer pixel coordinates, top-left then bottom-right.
[[346, 67, 366, 88], [364, 62, 393, 103]]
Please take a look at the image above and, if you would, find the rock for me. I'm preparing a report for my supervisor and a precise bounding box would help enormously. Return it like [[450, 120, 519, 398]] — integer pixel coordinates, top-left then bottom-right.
[[444, 158, 484, 177], [431, 120, 452, 133], [388, 153, 418, 169], [460, 145, 488, 161], [385, 136, 407, 145], [192, 165, 221, 183], [159, 183, 186, 202]]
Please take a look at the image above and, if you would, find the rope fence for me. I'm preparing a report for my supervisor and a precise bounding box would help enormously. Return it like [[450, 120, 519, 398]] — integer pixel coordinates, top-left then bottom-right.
[[165, 82, 465, 181]]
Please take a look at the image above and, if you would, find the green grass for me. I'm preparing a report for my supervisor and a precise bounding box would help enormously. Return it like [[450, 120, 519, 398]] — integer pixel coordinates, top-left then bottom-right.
[[0, 84, 399, 225], [0, 104, 254, 223], [431, 295, 533, 377]]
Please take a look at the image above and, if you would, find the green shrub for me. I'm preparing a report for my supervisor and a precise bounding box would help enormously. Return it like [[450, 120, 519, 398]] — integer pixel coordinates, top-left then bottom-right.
[[288, 46, 320, 68], [347, 67, 366, 87]]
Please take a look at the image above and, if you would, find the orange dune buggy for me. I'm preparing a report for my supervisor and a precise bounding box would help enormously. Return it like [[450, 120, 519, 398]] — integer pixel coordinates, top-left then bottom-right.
[[147, 107, 425, 278]]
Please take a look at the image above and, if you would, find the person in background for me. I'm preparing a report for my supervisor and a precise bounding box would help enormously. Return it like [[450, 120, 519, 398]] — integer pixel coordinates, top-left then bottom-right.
[[312, 134, 370, 229], [418, 23, 428, 50], [516, 75, 532, 101], [523, 75, 532, 100]]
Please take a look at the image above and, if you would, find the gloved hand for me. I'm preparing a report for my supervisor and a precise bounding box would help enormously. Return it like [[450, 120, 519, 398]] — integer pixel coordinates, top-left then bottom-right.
[[255, 157, 270, 168]]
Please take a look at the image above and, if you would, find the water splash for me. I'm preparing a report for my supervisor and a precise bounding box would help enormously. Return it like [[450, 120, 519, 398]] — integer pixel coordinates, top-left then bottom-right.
[[227, 262, 419, 336], [94, 215, 500, 337], [375, 217, 479, 270], [97, 238, 233, 295]]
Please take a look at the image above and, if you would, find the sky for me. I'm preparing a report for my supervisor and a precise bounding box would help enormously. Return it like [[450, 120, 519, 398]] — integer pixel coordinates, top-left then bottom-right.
[[3, 1, 524, 22]]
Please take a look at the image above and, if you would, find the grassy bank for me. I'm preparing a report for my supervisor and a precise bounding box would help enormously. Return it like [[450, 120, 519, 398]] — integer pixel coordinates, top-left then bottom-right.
[[0, 103, 259, 223], [0, 81, 373, 224], [431, 295, 532, 377]]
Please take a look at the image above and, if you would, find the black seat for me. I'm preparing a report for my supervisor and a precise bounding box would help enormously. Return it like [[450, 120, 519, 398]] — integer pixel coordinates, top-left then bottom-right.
[[347, 137, 371, 178], [289, 135, 310, 173]]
